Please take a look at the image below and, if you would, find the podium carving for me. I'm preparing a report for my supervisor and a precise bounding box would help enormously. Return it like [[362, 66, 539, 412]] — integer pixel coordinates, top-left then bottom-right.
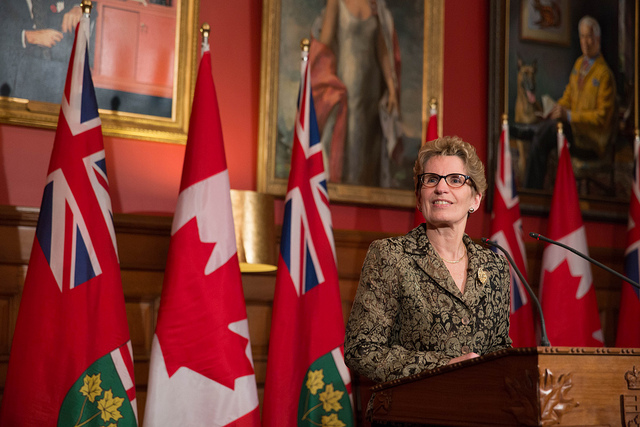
[[370, 347, 640, 426]]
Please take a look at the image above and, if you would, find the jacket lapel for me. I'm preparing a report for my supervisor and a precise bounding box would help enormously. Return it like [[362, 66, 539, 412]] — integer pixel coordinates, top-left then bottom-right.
[[405, 226, 464, 299], [462, 236, 488, 307], [405, 228, 489, 306]]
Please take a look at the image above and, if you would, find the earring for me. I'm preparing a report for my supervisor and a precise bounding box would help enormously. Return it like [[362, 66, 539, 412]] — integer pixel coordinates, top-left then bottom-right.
[[468, 207, 475, 213]]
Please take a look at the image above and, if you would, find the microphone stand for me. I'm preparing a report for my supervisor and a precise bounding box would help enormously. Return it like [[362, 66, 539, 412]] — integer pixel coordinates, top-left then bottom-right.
[[481, 238, 550, 347], [529, 232, 640, 290]]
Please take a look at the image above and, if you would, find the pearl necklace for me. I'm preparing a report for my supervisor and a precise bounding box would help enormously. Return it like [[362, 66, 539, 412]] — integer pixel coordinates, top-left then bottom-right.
[[439, 247, 467, 264]]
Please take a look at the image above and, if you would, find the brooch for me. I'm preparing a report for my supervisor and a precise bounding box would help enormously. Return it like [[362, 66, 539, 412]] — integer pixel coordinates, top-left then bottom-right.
[[477, 268, 488, 285]]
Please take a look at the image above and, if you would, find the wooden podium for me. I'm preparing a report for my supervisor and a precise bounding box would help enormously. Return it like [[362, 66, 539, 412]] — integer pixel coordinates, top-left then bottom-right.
[[370, 347, 640, 426]]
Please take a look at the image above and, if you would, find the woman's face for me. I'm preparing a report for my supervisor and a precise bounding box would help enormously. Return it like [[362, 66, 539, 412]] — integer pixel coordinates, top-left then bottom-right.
[[417, 155, 481, 229]]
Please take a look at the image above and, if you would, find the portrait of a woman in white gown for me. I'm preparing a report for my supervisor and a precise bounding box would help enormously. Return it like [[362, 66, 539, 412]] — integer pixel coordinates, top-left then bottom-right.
[[271, 0, 424, 192], [311, 0, 400, 187]]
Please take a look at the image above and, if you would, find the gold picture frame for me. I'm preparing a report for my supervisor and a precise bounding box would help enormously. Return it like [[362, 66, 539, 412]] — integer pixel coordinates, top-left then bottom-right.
[[0, 0, 199, 145], [257, 0, 443, 208]]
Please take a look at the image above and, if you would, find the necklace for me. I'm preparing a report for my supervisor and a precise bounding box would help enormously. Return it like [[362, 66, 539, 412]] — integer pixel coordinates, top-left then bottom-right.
[[439, 247, 467, 264]]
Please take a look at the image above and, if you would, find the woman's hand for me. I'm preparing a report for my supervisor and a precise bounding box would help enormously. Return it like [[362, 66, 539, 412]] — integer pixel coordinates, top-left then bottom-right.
[[385, 84, 398, 113], [447, 352, 480, 365]]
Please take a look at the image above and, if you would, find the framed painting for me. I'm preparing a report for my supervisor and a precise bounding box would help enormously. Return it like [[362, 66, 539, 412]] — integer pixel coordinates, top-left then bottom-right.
[[487, 0, 638, 221], [257, 0, 444, 208], [0, 0, 199, 144], [520, 0, 571, 46]]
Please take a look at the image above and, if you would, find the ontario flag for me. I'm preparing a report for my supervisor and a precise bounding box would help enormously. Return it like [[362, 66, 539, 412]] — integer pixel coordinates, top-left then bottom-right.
[[143, 41, 260, 426], [0, 11, 138, 426], [616, 132, 640, 347], [538, 127, 603, 346], [489, 119, 536, 347], [413, 100, 439, 227], [262, 48, 354, 427]]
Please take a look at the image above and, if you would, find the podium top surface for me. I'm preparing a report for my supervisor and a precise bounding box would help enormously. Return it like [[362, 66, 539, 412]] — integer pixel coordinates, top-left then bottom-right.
[[371, 346, 640, 392]]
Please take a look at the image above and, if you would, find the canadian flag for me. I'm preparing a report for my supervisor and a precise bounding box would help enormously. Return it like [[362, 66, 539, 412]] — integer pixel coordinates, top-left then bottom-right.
[[143, 42, 260, 426], [538, 127, 603, 346]]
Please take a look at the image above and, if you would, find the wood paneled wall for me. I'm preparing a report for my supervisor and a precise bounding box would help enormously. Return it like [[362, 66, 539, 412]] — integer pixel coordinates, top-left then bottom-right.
[[0, 205, 625, 424]]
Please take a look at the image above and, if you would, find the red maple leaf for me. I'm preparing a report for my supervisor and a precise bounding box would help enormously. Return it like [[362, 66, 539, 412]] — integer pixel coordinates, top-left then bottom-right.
[[541, 259, 602, 346], [156, 217, 254, 389]]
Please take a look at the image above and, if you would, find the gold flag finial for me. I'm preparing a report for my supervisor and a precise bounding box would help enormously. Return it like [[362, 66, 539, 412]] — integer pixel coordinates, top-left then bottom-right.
[[200, 23, 211, 39], [501, 114, 508, 125], [80, 0, 92, 14], [300, 38, 310, 52], [556, 121, 563, 133], [429, 97, 438, 110]]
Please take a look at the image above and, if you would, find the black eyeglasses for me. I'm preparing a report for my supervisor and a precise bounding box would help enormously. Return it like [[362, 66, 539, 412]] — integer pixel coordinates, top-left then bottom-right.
[[417, 173, 474, 189]]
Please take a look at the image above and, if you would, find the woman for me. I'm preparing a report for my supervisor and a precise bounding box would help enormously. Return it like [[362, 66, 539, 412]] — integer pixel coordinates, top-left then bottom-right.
[[344, 136, 512, 385]]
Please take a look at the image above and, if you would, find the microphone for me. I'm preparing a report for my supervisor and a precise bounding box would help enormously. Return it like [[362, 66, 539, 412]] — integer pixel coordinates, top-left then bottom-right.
[[481, 237, 550, 347], [529, 232, 640, 290]]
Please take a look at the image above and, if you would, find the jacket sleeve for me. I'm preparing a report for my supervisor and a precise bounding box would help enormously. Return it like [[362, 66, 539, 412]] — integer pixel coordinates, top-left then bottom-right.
[[344, 240, 451, 383]]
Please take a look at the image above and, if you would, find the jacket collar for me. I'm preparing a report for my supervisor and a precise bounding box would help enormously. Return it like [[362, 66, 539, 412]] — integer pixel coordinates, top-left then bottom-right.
[[405, 225, 488, 306]]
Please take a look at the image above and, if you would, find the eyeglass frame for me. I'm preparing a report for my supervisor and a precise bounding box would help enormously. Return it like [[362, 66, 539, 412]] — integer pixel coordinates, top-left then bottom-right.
[[416, 172, 476, 191]]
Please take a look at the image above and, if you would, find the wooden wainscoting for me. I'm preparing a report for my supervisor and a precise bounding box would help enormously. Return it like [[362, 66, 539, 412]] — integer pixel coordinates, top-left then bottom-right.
[[0, 205, 625, 424], [0, 205, 389, 424]]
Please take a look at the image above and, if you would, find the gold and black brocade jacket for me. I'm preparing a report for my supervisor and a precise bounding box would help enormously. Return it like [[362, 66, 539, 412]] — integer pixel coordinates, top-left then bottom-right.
[[344, 225, 513, 384]]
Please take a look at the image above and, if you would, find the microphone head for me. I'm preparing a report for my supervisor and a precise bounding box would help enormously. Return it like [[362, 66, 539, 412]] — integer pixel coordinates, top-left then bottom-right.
[[529, 232, 540, 239], [481, 238, 498, 248]]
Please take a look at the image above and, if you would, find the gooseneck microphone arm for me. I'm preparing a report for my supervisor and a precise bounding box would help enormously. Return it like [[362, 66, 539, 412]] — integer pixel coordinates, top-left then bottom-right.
[[481, 238, 550, 347], [529, 232, 640, 290]]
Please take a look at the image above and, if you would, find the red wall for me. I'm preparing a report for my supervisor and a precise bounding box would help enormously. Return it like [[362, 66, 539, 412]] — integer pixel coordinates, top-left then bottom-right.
[[0, 0, 626, 248]]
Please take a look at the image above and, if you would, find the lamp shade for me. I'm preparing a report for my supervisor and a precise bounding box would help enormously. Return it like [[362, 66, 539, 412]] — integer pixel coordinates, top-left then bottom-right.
[[230, 190, 277, 273]]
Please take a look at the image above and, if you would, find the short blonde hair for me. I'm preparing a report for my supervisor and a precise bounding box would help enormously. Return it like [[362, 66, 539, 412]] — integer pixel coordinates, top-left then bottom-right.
[[413, 136, 487, 197]]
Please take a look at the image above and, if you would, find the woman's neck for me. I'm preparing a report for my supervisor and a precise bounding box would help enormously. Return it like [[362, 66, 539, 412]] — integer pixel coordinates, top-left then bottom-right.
[[426, 227, 466, 260]]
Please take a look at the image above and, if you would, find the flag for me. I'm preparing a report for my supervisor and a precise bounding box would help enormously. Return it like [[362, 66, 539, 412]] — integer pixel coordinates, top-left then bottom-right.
[[489, 119, 536, 347], [143, 40, 260, 426], [616, 132, 640, 347], [413, 101, 438, 227], [539, 127, 603, 346], [262, 48, 354, 427], [0, 11, 138, 426]]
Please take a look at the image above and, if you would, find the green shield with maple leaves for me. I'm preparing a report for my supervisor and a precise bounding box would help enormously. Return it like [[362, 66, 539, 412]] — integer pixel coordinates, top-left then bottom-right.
[[298, 352, 354, 427], [58, 353, 137, 426]]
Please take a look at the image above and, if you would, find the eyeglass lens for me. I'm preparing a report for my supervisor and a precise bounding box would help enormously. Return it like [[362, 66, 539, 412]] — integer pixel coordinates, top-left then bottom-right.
[[421, 173, 469, 187]]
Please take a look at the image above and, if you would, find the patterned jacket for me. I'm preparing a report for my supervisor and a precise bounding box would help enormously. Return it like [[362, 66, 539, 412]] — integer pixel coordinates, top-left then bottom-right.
[[344, 225, 512, 384], [557, 54, 616, 157]]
